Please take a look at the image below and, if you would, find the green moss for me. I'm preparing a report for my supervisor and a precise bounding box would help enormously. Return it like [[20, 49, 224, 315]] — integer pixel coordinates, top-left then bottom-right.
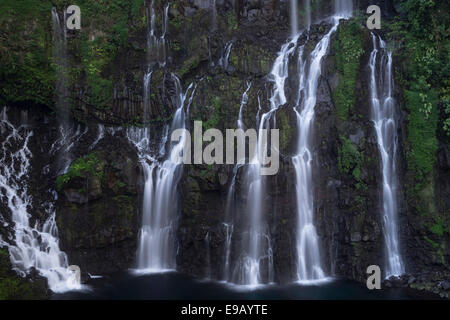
[[405, 90, 439, 183], [0, 0, 54, 107], [178, 55, 201, 78], [338, 136, 362, 179], [429, 215, 449, 237], [424, 236, 439, 250], [277, 109, 293, 153], [333, 20, 365, 121], [56, 153, 105, 191], [113, 195, 134, 220], [387, 1, 447, 227], [338, 135, 368, 211], [1, 0, 148, 112], [226, 11, 238, 32], [0, 249, 47, 300], [202, 96, 222, 131], [430, 221, 444, 237]]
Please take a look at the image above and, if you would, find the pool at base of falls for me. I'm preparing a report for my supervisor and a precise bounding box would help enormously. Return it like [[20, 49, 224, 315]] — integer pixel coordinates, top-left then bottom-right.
[[52, 272, 438, 300]]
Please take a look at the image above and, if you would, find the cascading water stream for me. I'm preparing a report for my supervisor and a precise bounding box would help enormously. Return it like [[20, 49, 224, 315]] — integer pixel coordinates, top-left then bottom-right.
[[219, 42, 233, 71], [229, 35, 299, 286], [293, 2, 352, 282], [146, 0, 169, 67], [290, 0, 298, 37], [143, 1, 169, 122], [143, 71, 153, 122], [51, 7, 69, 117], [223, 82, 251, 281], [369, 34, 405, 278], [303, 0, 311, 30], [0, 107, 80, 293], [129, 75, 196, 273], [334, 0, 353, 18], [52, 6, 80, 176]]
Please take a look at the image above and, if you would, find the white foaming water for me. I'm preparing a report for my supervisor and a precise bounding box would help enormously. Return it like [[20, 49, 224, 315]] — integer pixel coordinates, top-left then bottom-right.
[[90, 124, 105, 151], [293, 16, 344, 282], [290, 0, 299, 37], [0, 108, 81, 293], [222, 222, 234, 280], [143, 71, 153, 122], [230, 35, 299, 287], [219, 42, 233, 71], [50, 124, 88, 175], [237, 82, 252, 131], [129, 75, 196, 273], [369, 34, 405, 278]]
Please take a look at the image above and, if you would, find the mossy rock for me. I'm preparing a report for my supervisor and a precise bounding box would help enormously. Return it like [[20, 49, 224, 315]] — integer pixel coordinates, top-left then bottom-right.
[[0, 249, 49, 300]]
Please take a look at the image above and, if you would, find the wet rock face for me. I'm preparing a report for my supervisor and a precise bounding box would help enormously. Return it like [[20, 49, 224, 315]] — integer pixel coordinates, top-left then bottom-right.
[[55, 133, 141, 275], [2, 1, 448, 298]]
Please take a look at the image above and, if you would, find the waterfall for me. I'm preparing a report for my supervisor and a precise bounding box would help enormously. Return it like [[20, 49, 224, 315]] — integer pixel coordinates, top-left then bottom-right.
[[229, 36, 299, 286], [304, 0, 311, 30], [219, 42, 233, 71], [222, 82, 251, 281], [204, 231, 211, 279], [369, 34, 405, 278], [143, 71, 153, 122], [290, 0, 299, 37], [334, 0, 353, 18], [51, 6, 85, 179], [237, 82, 252, 131], [51, 7, 69, 117], [143, 1, 169, 122], [211, 0, 217, 32], [50, 124, 88, 175], [293, 11, 348, 281], [0, 107, 80, 292], [146, 0, 169, 67], [222, 222, 233, 280], [90, 124, 105, 151], [129, 75, 196, 273]]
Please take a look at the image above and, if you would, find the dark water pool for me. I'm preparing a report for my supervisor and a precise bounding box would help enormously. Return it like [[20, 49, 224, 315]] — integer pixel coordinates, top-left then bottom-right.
[[52, 272, 438, 300]]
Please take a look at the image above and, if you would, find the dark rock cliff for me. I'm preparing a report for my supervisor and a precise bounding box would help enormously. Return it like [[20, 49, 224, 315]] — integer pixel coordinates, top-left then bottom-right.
[[0, 0, 448, 298]]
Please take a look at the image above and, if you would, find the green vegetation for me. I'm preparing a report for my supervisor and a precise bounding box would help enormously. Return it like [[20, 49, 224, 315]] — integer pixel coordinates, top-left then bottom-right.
[[277, 109, 294, 153], [404, 90, 438, 182], [338, 136, 368, 209], [388, 0, 449, 249], [73, 0, 145, 109], [338, 136, 362, 181], [202, 96, 222, 131], [0, 0, 54, 107], [56, 153, 105, 191], [389, 0, 449, 180], [226, 12, 238, 32], [333, 20, 365, 121], [0, 249, 47, 300], [0, 0, 147, 112]]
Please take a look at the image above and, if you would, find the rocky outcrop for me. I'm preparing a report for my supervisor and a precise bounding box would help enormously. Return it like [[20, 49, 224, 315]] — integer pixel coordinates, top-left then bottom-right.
[[0, 248, 49, 300], [55, 133, 141, 276]]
